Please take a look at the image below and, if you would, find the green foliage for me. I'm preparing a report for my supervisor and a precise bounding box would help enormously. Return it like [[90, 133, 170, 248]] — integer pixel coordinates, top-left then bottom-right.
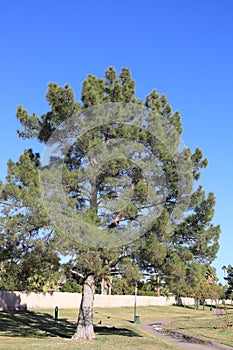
[[1, 66, 221, 299], [111, 277, 135, 295], [224, 265, 233, 298], [61, 280, 83, 293], [137, 290, 157, 296], [118, 257, 142, 284], [173, 189, 220, 265], [0, 149, 60, 292], [196, 280, 223, 304]]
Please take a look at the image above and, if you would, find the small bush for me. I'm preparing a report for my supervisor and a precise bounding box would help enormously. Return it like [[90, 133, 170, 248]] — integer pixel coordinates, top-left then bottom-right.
[[137, 290, 157, 296], [60, 280, 82, 293]]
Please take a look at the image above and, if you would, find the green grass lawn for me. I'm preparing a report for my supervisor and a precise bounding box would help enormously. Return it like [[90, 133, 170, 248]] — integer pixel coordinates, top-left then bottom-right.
[[167, 305, 233, 347], [0, 305, 232, 349]]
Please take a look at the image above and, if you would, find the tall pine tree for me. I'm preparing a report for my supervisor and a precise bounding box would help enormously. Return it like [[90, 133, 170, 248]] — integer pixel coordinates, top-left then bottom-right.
[[0, 66, 221, 341]]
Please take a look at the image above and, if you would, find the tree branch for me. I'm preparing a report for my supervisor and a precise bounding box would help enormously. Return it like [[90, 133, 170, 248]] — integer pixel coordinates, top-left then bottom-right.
[[70, 270, 84, 279]]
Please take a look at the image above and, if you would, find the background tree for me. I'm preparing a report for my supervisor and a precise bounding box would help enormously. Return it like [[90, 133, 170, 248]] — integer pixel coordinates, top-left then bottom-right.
[[224, 265, 233, 300], [0, 150, 61, 292], [1, 66, 220, 341], [194, 266, 220, 309]]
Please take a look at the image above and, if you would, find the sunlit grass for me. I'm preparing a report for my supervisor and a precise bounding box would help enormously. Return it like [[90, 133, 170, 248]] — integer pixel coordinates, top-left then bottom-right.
[[0, 307, 180, 350], [167, 305, 233, 347], [0, 305, 232, 349]]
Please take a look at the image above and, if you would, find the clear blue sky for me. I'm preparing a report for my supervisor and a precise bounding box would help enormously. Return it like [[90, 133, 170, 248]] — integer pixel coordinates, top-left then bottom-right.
[[1, 0, 232, 283]]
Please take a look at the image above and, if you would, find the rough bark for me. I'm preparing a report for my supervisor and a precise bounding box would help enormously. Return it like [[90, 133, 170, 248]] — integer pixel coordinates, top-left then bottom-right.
[[101, 277, 108, 295], [108, 275, 113, 295], [157, 276, 160, 297], [71, 273, 95, 341], [101, 276, 113, 295]]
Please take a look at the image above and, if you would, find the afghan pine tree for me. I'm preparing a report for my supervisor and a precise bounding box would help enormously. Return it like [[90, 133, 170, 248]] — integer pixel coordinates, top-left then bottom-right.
[[10, 66, 221, 340]]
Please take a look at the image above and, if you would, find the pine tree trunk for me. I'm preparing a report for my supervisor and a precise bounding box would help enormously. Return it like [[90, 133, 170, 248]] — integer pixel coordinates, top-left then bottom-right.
[[101, 277, 109, 295], [157, 276, 160, 297], [108, 276, 112, 295], [101, 277, 104, 295], [72, 273, 95, 341]]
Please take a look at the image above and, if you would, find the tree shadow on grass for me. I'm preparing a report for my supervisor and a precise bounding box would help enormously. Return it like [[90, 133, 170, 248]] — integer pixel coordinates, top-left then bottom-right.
[[0, 310, 75, 338], [94, 325, 142, 337], [0, 310, 142, 339]]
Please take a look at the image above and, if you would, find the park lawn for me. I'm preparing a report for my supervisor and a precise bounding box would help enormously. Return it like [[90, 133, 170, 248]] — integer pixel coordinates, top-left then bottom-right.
[[0, 305, 232, 349], [167, 305, 233, 347], [0, 306, 181, 350], [0, 335, 178, 350]]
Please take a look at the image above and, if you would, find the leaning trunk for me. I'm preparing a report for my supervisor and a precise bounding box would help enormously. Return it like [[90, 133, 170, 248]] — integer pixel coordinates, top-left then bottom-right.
[[72, 273, 95, 341]]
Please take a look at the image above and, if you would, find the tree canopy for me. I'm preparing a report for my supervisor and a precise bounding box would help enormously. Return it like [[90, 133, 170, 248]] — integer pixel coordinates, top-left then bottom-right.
[[0, 66, 221, 340], [224, 265, 233, 299]]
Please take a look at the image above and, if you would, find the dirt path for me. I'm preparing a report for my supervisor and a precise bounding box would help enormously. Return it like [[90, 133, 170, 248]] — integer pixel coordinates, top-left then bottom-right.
[[139, 320, 233, 350]]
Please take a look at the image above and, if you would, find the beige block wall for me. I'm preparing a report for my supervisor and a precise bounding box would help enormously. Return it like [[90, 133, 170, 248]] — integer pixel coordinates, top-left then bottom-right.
[[0, 291, 196, 310]]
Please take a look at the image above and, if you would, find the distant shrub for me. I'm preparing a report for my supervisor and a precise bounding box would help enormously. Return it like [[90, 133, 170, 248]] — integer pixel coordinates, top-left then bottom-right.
[[61, 280, 82, 293], [137, 290, 157, 296], [111, 278, 134, 295]]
